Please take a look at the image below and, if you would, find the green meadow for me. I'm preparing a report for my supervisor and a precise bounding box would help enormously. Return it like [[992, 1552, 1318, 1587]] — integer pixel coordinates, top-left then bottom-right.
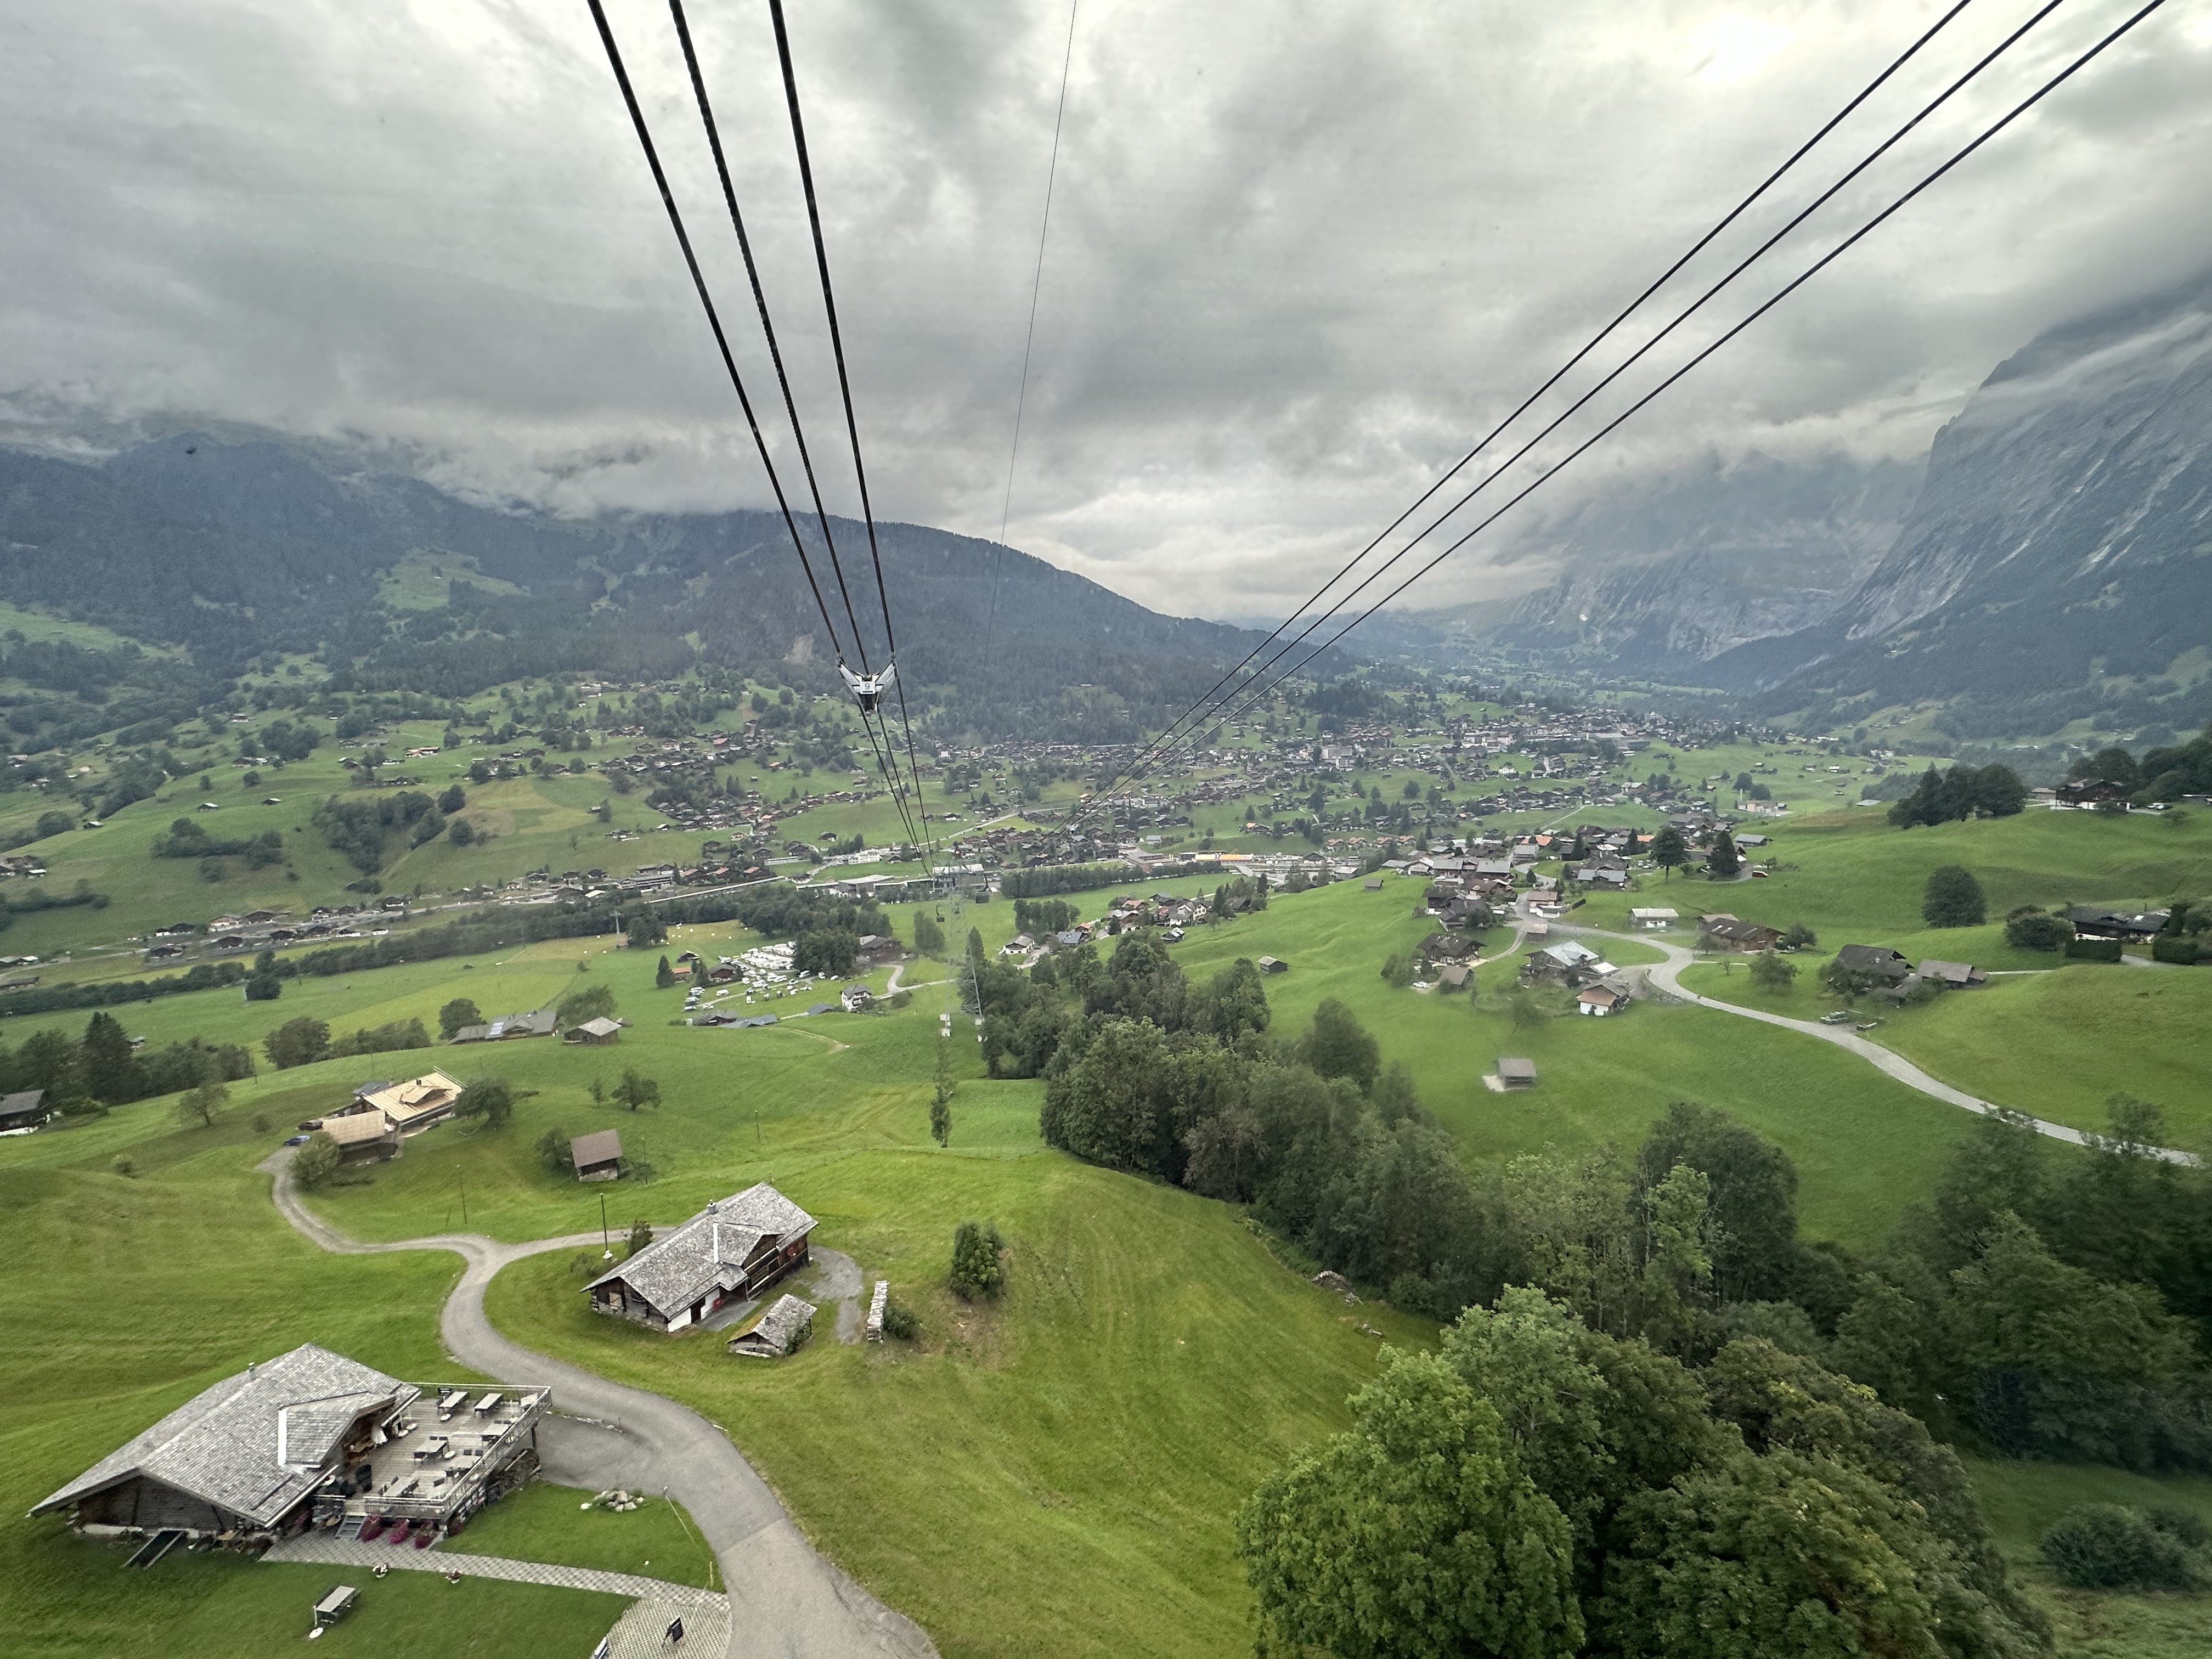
[[1165, 873, 1971, 1251], [0, 1133, 626, 1659], [6, 783, 2209, 1658]]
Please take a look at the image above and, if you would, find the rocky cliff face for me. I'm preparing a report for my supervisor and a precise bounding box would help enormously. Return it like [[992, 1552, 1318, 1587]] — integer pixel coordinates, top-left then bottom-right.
[[1459, 453, 1921, 676], [1724, 279, 2212, 735]]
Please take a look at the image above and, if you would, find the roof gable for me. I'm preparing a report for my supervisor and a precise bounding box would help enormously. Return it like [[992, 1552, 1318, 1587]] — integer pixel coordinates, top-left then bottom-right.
[[34, 1344, 405, 1526]]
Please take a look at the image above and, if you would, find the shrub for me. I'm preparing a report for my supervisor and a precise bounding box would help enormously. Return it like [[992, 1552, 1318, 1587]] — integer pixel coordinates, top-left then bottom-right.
[[881, 1295, 920, 1340], [537, 1126, 574, 1176], [2066, 936, 2124, 963], [2151, 935, 2201, 965], [2040, 1503, 2205, 1590], [1748, 951, 1798, 992], [2004, 910, 2074, 951], [950, 1219, 1006, 1301], [290, 1131, 341, 1189], [111, 1155, 135, 1178], [1387, 1272, 1449, 1319]]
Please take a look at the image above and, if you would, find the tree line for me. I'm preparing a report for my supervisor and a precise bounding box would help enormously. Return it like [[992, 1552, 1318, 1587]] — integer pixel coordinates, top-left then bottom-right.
[[0, 1012, 255, 1114]]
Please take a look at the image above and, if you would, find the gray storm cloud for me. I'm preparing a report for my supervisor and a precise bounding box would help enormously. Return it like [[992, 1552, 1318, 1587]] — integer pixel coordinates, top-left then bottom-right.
[[2, 0, 2208, 618]]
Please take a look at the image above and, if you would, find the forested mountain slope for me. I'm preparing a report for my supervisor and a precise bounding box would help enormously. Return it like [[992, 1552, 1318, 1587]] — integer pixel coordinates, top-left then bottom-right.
[[0, 430, 1296, 740], [1713, 279, 2212, 736]]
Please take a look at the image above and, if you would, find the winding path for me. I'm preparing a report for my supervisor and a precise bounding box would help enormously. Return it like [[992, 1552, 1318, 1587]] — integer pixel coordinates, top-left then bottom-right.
[[1529, 909, 2196, 1165], [258, 1149, 939, 1659]]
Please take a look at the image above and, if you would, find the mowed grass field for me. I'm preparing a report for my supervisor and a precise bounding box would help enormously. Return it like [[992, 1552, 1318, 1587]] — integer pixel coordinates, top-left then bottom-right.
[[484, 1146, 1435, 1659], [0, 938, 1435, 1659], [0, 1141, 628, 1659], [1680, 955, 2212, 1146]]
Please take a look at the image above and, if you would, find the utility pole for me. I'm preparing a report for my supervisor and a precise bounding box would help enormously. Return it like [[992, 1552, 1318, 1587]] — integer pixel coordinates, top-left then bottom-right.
[[458, 1167, 468, 1230], [600, 1192, 612, 1260]]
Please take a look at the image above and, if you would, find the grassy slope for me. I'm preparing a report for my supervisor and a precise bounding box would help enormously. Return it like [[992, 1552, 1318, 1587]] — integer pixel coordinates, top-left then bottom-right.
[[0, 1141, 624, 1659], [1681, 957, 2212, 1145], [1968, 1459, 2212, 1657], [1165, 876, 1969, 1251], [485, 1150, 1431, 1659]]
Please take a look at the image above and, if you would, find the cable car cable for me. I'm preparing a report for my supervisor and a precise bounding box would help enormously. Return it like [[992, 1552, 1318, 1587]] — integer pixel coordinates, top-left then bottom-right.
[[985, 0, 1082, 658], [662, 0, 922, 853], [1142, 0, 2170, 769], [1100, 0, 2069, 806], [1093, 0, 1982, 803], [582, 0, 850, 670], [767, 0, 938, 868]]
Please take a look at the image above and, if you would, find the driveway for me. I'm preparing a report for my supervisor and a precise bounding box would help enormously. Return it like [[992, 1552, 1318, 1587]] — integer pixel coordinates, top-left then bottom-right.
[[259, 1150, 939, 1659], [1520, 904, 2195, 1165]]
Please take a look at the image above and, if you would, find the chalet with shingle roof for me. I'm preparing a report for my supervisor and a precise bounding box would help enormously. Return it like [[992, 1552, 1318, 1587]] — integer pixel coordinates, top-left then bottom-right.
[[586, 1183, 815, 1333], [729, 1294, 816, 1358], [32, 1346, 408, 1537], [27, 1345, 547, 1543]]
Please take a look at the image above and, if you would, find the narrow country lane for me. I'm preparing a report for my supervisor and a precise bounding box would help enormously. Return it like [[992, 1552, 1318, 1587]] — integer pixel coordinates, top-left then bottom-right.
[[258, 1149, 940, 1659], [1521, 905, 2196, 1165]]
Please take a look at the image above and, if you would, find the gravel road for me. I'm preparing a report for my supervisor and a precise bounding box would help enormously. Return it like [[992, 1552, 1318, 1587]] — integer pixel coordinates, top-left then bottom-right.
[[259, 1149, 939, 1659]]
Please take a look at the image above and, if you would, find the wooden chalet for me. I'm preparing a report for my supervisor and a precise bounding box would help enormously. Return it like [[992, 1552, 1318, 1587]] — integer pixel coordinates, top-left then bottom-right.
[[0, 1087, 50, 1133], [30, 1344, 546, 1544], [1699, 915, 1783, 952], [354, 1073, 465, 1135], [586, 1183, 814, 1333]]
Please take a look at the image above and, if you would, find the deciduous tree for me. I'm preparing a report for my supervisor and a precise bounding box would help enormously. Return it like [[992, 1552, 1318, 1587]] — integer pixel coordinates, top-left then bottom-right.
[[1923, 865, 1987, 927], [1238, 1347, 1583, 1659]]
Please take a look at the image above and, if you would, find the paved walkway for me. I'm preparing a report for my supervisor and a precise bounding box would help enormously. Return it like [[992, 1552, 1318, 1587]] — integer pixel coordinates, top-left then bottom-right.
[[1529, 909, 2197, 1165], [258, 1150, 939, 1659], [267, 1534, 733, 1657], [264, 1532, 726, 1605]]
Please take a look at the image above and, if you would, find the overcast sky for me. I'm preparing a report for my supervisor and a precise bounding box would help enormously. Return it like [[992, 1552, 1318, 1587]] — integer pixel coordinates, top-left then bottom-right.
[[3, 0, 2209, 619]]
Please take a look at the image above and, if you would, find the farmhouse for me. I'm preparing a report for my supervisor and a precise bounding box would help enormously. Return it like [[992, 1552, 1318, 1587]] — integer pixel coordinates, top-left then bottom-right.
[[586, 1183, 815, 1333], [2056, 778, 2129, 808], [1497, 1057, 1538, 1090], [1256, 956, 1289, 974], [30, 1344, 547, 1544], [565, 1016, 623, 1046], [1577, 985, 1627, 1016], [0, 1087, 50, 1133], [1629, 908, 1678, 929], [2064, 906, 2169, 941], [354, 1072, 466, 1135], [452, 1008, 557, 1043], [319, 1110, 401, 1165], [1699, 915, 1784, 952], [729, 1293, 816, 1358], [570, 1128, 623, 1182], [1833, 944, 1914, 984]]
